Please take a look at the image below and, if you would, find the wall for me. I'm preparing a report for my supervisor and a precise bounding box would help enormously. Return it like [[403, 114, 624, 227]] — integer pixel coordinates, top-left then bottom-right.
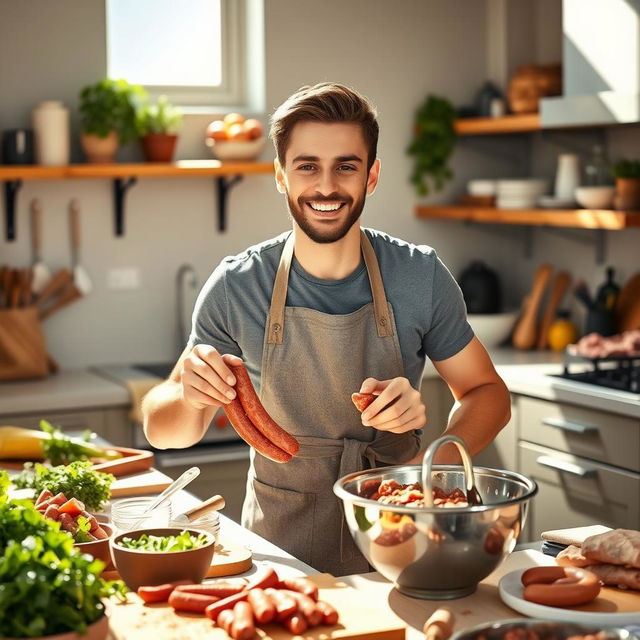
[[0, 1, 637, 369]]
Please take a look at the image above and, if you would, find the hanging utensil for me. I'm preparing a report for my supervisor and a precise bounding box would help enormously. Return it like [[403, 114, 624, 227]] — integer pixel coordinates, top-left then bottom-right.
[[30, 199, 52, 295], [171, 494, 225, 526], [69, 198, 92, 295], [129, 466, 201, 530]]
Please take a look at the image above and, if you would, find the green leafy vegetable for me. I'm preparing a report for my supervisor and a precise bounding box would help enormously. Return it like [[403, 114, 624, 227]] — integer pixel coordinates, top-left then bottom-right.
[[39, 419, 121, 466], [74, 515, 94, 543], [0, 495, 127, 637], [13, 461, 114, 512], [0, 470, 9, 497], [117, 530, 209, 552]]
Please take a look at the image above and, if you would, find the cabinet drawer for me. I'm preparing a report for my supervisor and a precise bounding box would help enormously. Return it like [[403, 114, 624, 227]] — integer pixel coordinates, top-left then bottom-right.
[[1, 409, 107, 436], [519, 441, 640, 540], [518, 396, 640, 472]]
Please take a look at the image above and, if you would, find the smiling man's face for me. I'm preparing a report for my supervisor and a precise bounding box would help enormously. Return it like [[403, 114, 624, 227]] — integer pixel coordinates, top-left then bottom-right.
[[276, 121, 380, 244]]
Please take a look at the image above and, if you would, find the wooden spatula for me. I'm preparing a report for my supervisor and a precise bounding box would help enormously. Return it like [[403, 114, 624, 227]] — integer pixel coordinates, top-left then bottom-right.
[[512, 263, 553, 350], [536, 270, 572, 349], [617, 272, 640, 331]]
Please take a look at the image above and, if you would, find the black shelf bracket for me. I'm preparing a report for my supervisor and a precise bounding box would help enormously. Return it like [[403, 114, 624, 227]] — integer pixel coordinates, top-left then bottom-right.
[[216, 175, 243, 232], [113, 177, 138, 236], [3, 179, 23, 241]]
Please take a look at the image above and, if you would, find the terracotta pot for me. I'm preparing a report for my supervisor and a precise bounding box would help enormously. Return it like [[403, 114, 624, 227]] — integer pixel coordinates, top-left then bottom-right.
[[6, 614, 109, 640], [141, 133, 178, 162], [613, 177, 640, 210], [80, 131, 118, 164]]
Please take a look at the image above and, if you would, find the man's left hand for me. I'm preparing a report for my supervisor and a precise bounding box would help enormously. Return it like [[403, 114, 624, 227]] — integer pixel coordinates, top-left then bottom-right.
[[358, 377, 426, 434]]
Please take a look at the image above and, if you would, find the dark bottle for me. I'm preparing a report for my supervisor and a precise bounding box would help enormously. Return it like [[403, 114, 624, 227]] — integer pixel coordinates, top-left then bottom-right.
[[458, 261, 502, 314], [595, 266, 620, 311]]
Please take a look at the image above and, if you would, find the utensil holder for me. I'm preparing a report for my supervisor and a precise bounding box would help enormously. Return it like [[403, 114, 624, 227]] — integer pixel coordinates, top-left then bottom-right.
[[0, 307, 54, 381]]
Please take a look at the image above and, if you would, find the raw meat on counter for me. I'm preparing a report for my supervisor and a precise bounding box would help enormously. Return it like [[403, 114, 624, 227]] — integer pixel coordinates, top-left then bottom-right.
[[568, 329, 640, 359]]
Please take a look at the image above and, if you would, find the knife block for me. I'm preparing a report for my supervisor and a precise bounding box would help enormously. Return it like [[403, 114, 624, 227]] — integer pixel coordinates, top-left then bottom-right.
[[0, 306, 55, 381]]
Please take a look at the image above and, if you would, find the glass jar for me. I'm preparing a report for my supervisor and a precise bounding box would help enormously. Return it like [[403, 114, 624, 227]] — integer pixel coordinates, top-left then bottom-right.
[[171, 512, 220, 544], [111, 497, 172, 533]]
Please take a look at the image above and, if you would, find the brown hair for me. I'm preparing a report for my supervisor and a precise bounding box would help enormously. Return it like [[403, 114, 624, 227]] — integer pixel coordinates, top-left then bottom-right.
[[270, 82, 379, 171]]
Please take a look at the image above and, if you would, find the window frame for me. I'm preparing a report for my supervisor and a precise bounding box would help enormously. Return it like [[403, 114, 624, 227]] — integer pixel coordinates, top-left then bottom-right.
[[106, 0, 247, 108]]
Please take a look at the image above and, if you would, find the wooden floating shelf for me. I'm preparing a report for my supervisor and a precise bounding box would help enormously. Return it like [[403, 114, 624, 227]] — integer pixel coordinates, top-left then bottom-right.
[[415, 205, 640, 230], [0, 161, 275, 239], [454, 113, 541, 135]]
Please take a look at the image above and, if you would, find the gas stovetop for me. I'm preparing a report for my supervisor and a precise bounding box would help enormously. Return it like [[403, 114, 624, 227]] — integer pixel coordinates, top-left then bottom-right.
[[551, 352, 640, 394]]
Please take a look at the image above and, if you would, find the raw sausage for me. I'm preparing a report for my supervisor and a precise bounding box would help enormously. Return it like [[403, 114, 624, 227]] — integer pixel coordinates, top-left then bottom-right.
[[168, 590, 220, 613], [216, 609, 235, 634], [175, 582, 245, 598], [279, 576, 319, 601], [137, 581, 190, 604], [246, 588, 276, 624], [521, 566, 601, 607], [204, 591, 249, 621], [315, 600, 339, 625], [224, 397, 292, 463], [282, 612, 308, 635], [229, 361, 299, 457], [245, 567, 280, 591], [281, 589, 322, 626], [351, 392, 376, 413], [264, 587, 297, 621], [230, 600, 255, 640]]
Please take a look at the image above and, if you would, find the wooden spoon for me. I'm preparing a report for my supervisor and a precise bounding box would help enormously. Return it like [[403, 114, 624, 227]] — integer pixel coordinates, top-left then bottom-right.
[[536, 270, 571, 349], [512, 263, 553, 350]]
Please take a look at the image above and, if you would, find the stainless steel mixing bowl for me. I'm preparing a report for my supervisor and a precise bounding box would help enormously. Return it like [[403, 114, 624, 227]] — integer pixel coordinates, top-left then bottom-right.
[[333, 435, 537, 600]]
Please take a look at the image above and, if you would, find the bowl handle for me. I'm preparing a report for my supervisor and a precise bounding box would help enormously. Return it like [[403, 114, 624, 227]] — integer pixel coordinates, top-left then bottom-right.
[[420, 435, 483, 506]]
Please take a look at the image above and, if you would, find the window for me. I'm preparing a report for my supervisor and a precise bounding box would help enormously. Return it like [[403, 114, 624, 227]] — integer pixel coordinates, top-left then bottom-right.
[[106, 0, 258, 108]]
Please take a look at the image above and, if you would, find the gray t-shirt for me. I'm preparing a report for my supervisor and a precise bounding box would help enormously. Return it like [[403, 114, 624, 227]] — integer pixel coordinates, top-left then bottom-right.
[[188, 228, 473, 393]]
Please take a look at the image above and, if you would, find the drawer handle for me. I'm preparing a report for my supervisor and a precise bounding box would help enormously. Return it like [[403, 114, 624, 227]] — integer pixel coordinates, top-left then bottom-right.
[[542, 417, 598, 435], [536, 455, 597, 478]]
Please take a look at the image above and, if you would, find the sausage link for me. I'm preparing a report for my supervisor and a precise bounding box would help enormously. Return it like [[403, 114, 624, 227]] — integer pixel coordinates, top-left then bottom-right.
[[229, 362, 299, 456], [35, 489, 53, 506], [175, 582, 245, 598], [245, 567, 280, 591], [351, 392, 376, 413], [279, 576, 319, 601], [264, 587, 297, 621], [281, 589, 322, 626], [315, 600, 339, 625], [230, 600, 255, 640], [522, 566, 601, 607], [137, 583, 179, 604], [216, 609, 235, 634], [224, 397, 292, 463], [282, 612, 308, 634], [44, 504, 60, 521], [204, 591, 249, 621], [246, 588, 276, 624], [168, 590, 220, 613]]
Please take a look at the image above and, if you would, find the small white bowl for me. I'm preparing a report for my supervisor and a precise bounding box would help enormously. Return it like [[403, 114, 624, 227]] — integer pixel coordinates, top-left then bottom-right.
[[467, 310, 519, 348], [468, 180, 497, 197], [206, 136, 266, 161], [574, 185, 615, 210]]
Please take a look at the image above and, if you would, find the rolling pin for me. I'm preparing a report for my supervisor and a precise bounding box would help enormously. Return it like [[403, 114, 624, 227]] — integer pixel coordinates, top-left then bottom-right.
[[423, 607, 455, 640], [512, 263, 553, 350], [536, 270, 571, 349]]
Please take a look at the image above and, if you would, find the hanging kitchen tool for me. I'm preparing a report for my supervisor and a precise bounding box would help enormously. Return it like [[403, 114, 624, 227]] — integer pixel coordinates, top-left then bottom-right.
[[536, 270, 571, 350], [69, 198, 92, 295], [171, 494, 226, 526], [512, 263, 553, 350], [29, 198, 51, 295], [35, 268, 82, 320]]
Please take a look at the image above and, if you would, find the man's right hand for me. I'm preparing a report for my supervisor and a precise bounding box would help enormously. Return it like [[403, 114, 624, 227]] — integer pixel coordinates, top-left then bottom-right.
[[180, 345, 242, 410]]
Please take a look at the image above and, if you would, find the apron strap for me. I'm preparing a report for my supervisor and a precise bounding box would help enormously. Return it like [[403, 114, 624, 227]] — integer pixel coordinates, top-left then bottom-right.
[[267, 229, 395, 344]]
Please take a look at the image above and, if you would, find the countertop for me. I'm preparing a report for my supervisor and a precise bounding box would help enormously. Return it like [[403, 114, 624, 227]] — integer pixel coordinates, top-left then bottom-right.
[[1, 349, 638, 419]]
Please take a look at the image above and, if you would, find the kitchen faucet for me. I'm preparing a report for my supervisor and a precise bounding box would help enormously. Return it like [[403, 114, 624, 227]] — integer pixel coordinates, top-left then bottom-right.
[[176, 263, 198, 357]]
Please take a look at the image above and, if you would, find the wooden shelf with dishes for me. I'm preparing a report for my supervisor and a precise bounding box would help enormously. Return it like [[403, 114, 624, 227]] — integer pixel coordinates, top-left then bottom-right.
[[0, 161, 275, 240]]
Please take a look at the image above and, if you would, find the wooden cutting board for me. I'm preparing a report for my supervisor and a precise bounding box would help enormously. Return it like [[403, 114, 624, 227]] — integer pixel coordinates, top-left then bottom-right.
[[111, 468, 172, 497], [102, 536, 253, 583], [107, 573, 405, 640]]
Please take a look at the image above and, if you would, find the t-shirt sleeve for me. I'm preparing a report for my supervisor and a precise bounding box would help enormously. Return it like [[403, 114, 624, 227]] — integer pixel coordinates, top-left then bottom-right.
[[185, 262, 242, 357], [423, 255, 474, 361]]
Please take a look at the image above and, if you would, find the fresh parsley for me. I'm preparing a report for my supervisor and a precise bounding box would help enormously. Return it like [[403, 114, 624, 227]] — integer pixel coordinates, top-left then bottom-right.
[[117, 530, 209, 552]]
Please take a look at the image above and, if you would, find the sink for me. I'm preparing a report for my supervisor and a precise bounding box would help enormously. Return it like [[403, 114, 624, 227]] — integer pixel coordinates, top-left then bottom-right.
[[132, 362, 175, 378]]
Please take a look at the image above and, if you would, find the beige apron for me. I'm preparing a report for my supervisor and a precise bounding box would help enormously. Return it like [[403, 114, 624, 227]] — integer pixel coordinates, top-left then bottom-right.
[[241, 230, 420, 576]]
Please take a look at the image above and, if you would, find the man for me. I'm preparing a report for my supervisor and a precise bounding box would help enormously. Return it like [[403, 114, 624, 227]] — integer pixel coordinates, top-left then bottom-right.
[[143, 83, 510, 576]]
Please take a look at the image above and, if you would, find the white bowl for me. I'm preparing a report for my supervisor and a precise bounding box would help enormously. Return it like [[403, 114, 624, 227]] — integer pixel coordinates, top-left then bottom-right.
[[496, 179, 548, 195], [468, 180, 497, 197], [574, 185, 615, 209], [467, 310, 519, 348], [206, 136, 266, 161]]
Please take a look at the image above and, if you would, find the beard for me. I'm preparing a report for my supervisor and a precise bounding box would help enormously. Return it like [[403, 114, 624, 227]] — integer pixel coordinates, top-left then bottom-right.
[[285, 188, 367, 244]]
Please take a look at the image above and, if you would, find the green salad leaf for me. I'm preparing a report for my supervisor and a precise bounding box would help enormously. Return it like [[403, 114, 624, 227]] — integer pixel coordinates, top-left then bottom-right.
[[0, 495, 127, 638], [13, 461, 114, 511], [117, 530, 209, 552], [0, 470, 9, 497]]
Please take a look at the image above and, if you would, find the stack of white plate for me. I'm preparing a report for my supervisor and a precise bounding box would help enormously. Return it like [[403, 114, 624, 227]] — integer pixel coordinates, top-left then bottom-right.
[[496, 179, 548, 209], [467, 180, 497, 197]]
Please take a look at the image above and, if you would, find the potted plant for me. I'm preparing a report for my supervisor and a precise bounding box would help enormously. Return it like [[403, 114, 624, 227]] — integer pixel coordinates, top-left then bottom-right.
[[78, 78, 147, 163], [611, 158, 640, 210], [136, 95, 183, 162], [407, 94, 457, 196], [0, 472, 127, 639]]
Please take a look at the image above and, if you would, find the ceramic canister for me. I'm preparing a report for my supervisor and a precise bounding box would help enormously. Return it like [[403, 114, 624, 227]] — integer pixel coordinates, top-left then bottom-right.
[[554, 153, 581, 201], [32, 101, 70, 165]]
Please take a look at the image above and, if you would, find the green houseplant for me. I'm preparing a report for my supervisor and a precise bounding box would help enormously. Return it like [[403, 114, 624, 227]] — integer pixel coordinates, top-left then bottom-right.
[[78, 78, 147, 163], [136, 95, 183, 162], [407, 94, 457, 196], [0, 471, 126, 639], [611, 158, 640, 210]]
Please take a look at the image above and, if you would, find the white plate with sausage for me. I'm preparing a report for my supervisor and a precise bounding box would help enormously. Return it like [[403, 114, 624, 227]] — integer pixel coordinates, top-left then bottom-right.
[[499, 568, 640, 625]]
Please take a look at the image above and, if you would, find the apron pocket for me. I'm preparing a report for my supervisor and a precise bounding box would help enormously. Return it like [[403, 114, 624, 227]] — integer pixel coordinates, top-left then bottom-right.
[[245, 476, 317, 568]]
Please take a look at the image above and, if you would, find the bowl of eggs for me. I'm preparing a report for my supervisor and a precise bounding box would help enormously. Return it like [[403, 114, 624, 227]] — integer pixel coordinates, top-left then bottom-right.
[[205, 113, 266, 161]]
